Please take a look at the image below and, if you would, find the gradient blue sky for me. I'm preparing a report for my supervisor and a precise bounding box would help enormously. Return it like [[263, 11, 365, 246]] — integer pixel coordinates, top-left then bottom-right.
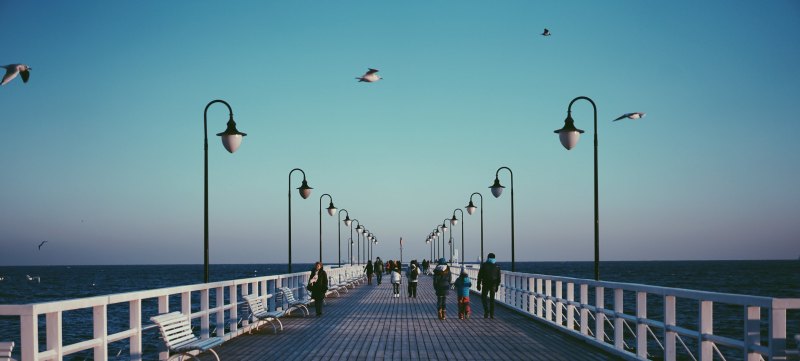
[[1, 1, 798, 266]]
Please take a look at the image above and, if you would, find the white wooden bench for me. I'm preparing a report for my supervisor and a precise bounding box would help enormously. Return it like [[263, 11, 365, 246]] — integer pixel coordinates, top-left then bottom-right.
[[278, 287, 310, 316], [150, 312, 224, 361], [242, 294, 284, 334], [0, 342, 17, 361]]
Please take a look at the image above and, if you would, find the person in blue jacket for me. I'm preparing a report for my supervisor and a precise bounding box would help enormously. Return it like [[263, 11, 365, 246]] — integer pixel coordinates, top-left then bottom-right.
[[454, 268, 472, 319]]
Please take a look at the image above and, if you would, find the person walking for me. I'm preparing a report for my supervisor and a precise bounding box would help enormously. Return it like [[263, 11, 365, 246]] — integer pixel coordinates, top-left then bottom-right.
[[477, 252, 501, 319], [407, 260, 420, 298], [307, 262, 329, 316], [390, 263, 402, 298], [364, 260, 374, 285], [454, 268, 472, 319], [432, 258, 451, 320], [374, 257, 384, 285]]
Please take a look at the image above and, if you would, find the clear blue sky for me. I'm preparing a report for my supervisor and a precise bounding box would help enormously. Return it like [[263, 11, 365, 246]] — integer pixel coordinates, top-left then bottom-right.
[[1, 1, 798, 265]]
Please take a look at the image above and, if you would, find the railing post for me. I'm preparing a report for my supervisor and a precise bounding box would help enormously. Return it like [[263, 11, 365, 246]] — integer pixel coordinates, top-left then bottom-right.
[[181, 292, 191, 315], [527, 277, 535, 315], [699, 300, 713, 361], [129, 299, 142, 361], [567, 283, 575, 331], [536, 278, 543, 318], [744, 306, 760, 361], [200, 289, 210, 339], [595, 286, 605, 343], [614, 289, 623, 350], [545, 279, 553, 322], [157, 295, 169, 361], [664, 295, 676, 361], [769, 306, 787, 361], [45, 311, 62, 361], [637, 291, 648, 359], [240, 283, 249, 328], [215, 287, 224, 337], [555, 281, 563, 326], [228, 284, 238, 334], [580, 284, 589, 336], [20, 309, 38, 361], [92, 304, 108, 361]]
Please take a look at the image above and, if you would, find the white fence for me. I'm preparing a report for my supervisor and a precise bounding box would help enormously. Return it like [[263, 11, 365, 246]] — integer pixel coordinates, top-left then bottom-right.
[[453, 264, 800, 361], [0, 265, 365, 361]]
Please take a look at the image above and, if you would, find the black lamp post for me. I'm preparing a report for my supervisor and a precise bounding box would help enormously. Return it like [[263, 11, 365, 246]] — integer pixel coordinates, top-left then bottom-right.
[[465, 192, 484, 263], [353, 221, 362, 265], [319, 194, 337, 263], [434, 227, 441, 260], [288, 168, 312, 273], [489, 166, 516, 272], [451, 208, 464, 264], [554, 96, 600, 280], [441, 219, 450, 264], [203, 99, 246, 283], [339, 209, 351, 267]]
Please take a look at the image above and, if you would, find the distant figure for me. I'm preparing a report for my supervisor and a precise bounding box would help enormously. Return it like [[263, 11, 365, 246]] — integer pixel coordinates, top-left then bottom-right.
[[433, 258, 451, 320], [542, 28, 551, 36], [407, 260, 420, 298], [364, 260, 374, 285], [307, 262, 328, 316], [374, 257, 384, 285], [38, 241, 47, 250], [355, 68, 381, 83], [613, 112, 646, 121], [1, 64, 32, 86], [390, 264, 402, 298], [386, 260, 394, 276], [477, 252, 501, 319], [454, 268, 472, 319]]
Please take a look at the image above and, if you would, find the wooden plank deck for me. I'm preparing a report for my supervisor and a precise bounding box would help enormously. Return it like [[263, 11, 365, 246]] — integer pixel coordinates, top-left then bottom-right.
[[199, 275, 623, 361]]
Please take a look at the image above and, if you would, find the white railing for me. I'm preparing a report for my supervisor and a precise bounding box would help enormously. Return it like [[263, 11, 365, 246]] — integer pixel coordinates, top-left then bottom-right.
[[0, 265, 365, 361], [453, 264, 800, 361]]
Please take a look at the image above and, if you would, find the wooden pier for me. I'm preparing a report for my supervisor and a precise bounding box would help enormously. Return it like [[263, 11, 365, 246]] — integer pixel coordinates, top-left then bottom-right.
[[200, 275, 621, 361]]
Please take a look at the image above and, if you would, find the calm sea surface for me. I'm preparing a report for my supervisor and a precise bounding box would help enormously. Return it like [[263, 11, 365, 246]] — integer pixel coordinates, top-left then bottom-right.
[[0, 261, 798, 360]]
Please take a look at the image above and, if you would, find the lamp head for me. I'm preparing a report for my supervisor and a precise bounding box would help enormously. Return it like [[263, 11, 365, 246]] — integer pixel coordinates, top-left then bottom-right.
[[217, 116, 247, 153], [343, 215, 352, 227], [489, 177, 505, 198], [441, 222, 448, 232], [554, 111, 585, 150], [465, 200, 477, 215], [298, 179, 313, 199], [450, 214, 458, 226], [326, 201, 337, 216]]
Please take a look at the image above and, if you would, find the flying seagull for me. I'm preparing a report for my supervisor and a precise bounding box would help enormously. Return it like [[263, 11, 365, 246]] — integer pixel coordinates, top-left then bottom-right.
[[356, 68, 381, 82], [613, 112, 646, 121], [1, 64, 32, 86], [38, 240, 48, 250], [542, 28, 551, 36]]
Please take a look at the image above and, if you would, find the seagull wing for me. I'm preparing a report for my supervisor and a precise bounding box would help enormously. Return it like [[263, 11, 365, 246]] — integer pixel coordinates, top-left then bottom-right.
[[20, 69, 30, 83], [1, 67, 19, 86], [613, 114, 629, 121], [366, 68, 379, 74]]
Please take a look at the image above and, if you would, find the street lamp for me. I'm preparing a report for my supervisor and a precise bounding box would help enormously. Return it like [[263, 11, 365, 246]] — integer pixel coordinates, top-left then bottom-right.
[[319, 194, 336, 263], [441, 219, 450, 264], [466, 192, 484, 262], [434, 227, 441, 260], [203, 99, 246, 283], [353, 220, 362, 265], [451, 208, 464, 265], [339, 209, 350, 267], [355, 223, 364, 264], [288, 168, 312, 273], [554, 96, 600, 280], [489, 166, 516, 272]]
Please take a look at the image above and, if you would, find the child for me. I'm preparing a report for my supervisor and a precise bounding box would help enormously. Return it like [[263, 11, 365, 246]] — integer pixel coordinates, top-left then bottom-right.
[[454, 268, 472, 319], [391, 264, 402, 298]]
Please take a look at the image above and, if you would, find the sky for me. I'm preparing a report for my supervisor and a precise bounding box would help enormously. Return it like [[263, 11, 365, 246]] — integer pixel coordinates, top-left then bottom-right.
[[1, 1, 798, 266]]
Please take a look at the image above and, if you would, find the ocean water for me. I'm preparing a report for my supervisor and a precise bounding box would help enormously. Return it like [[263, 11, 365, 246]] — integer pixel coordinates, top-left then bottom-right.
[[0, 261, 798, 360]]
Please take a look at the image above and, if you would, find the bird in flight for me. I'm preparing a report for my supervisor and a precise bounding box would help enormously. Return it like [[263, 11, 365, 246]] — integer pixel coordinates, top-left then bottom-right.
[[356, 68, 381, 82], [542, 28, 551, 36], [613, 112, 646, 121], [38, 241, 48, 250], [1, 64, 32, 86]]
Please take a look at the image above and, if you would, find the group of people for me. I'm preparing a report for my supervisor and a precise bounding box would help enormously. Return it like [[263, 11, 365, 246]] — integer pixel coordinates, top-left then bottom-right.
[[363, 257, 422, 298]]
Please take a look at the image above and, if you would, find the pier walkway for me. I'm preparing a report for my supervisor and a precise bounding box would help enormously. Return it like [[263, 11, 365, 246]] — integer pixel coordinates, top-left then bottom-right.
[[200, 275, 620, 361]]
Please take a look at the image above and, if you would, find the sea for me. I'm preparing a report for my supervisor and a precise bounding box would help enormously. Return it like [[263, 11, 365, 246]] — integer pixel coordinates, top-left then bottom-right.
[[0, 260, 798, 360]]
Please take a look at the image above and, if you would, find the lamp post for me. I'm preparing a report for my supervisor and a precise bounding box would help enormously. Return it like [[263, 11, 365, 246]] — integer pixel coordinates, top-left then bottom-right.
[[350, 219, 359, 265], [355, 223, 363, 264], [451, 208, 464, 265], [288, 168, 312, 273], [554, 96, 600, 280], [318, 194, 337, 263], [489, 166, 516, 272], [339, 210, 351, 267], [441, 219, 450, 264], [203, 99, 246, 283], [465, 192, 484, 262], [426, 236, 433, 261], [434, 227, 441, 260]]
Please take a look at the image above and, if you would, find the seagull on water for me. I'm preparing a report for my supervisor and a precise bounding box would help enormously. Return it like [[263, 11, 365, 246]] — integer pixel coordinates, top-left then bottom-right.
[[613, 112, 646, 121], [38, 240, 48, 250], [1, 64, 32, 86], [542, 28, 551, 36], [356, 68, 381, 83], [26, 275, 41, 283]]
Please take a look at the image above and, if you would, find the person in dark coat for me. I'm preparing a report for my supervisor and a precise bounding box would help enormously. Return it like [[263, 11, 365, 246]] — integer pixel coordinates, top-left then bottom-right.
[[407, 260, 420, 298], [307, 262, 329, 316], [364, 260, 374, 285], [374, 257, 384, 285], [432, 258, 451, 320], [477, 252, 501, 318]]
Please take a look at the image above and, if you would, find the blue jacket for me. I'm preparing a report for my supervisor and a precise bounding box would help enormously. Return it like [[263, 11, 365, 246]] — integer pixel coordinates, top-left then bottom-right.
[[454, 275, 472, 297]]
